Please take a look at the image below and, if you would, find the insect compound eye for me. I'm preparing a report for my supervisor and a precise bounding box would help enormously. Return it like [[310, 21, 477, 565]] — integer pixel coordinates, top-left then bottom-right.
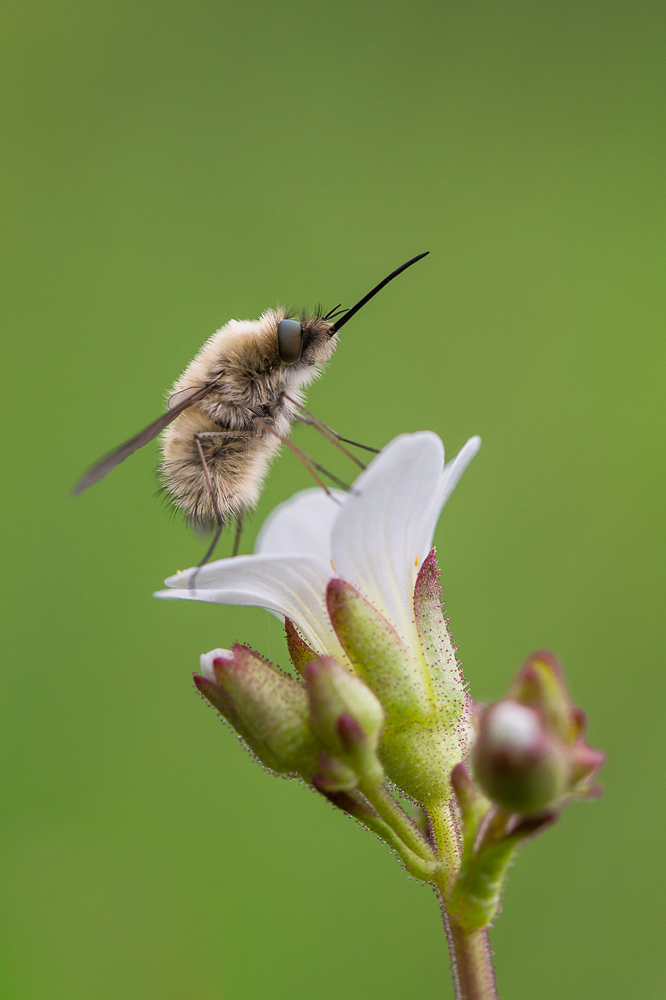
[[277, 319, 303, 363]]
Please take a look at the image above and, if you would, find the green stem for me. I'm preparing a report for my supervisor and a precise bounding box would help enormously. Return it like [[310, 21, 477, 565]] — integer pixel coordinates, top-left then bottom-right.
[[323, 788, 436, 880], [360, 782, 436, 863], [427, 796, 462, 888], [429, 798, 499, 1000], [442, 913, 498, 1000]]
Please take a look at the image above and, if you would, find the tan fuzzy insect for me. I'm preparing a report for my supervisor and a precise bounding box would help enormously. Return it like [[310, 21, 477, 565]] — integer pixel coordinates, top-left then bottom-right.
[[73, 253, 428, 563]]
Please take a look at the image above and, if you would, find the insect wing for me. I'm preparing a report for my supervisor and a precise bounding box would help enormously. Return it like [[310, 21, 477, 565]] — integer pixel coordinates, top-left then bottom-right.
[[167, 385, 210, 410], [72, 382, 215, 495]]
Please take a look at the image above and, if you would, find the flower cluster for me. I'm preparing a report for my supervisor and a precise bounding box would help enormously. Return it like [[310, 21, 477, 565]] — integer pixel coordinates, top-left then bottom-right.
[[156, 430, 604, 913], [157, 431, 480, 790]]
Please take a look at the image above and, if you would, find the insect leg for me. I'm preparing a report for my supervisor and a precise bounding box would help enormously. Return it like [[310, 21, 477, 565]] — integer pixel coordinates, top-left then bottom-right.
[[252, 416, 349, 496], [197, 522, 224, 572], [283, 394, 379, 466], [188, 431, 245, 586], [186, 436, 226, 587], [232, 513, 244, 558]]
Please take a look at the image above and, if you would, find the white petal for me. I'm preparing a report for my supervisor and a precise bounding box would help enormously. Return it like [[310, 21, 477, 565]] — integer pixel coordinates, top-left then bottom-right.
[[255, 488, 345, 561], [154, 555, 343, 660], [199, 648, 233, 681], [330, 432, 445, 649], [330, 433, 480, 651], [419, 435, 482, 565]]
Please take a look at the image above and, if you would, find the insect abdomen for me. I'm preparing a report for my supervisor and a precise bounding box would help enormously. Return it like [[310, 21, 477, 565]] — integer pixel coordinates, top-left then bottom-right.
[[160, 406, 284, 532]]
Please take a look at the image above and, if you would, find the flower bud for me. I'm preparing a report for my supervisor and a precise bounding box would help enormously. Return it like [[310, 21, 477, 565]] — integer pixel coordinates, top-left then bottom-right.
[[305, 657, 384, 788], [473, 700, 568, 813], [311, 751, 359, 793], [472, 651, 605, 814], [194, 644, 321, 778], [508, 650, 573, 741]]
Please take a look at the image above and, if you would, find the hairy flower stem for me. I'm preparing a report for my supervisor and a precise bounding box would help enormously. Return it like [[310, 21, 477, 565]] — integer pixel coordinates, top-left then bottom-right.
[[443, 915, 498, 1000], [360, 783, 435, 862], [428, 798, 462, 886], [429, 800, 499, 1000]]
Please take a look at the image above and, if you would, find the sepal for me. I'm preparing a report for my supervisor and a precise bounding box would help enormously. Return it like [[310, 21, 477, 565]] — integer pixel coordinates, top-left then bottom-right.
[[326, 578, 425, 714], [326, 577, 470, 802], [284, 618, 319, 676], [413, 550, 470, 735]]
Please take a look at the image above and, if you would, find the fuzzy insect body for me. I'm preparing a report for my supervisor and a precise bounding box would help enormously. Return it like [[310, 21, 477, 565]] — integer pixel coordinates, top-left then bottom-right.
[[73, 253, 428, 559], [161, 310, 336, 531]]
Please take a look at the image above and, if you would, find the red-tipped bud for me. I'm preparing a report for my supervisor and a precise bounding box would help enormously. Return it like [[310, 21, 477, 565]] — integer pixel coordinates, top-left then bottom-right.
[[195, 645, 320, 777], [305, 656, 384, 788], [473, 700, 568, 813], [472, 651, 604, 814]]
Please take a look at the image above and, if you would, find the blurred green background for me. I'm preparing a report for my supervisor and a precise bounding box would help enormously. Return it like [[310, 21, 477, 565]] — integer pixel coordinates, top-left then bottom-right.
[[1, 0, 664, 997]]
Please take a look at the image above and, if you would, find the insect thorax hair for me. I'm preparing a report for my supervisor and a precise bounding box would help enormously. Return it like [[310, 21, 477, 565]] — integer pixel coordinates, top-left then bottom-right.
[[160, 308, 337, 532]]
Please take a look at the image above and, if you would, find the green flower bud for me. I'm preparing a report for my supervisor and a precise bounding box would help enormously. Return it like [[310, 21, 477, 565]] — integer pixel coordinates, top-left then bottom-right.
[[473, 700, 568, 813], [473, 651, 605, 813], [305, 657, 384, 788], [194, 644, 321, 777], [508, 649, 574, 741]]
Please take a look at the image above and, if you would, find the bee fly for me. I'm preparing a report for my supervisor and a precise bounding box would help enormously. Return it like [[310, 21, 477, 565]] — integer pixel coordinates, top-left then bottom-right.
[[73, 252, 429, 564]]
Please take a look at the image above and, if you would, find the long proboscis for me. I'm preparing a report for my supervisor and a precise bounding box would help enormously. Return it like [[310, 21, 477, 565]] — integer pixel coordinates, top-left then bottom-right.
[[330, 251, 429, 333]]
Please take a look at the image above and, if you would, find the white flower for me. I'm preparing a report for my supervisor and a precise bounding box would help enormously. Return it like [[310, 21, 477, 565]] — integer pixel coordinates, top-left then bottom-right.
[[156, 430, 481, 802], [155, 431, 481, 662]]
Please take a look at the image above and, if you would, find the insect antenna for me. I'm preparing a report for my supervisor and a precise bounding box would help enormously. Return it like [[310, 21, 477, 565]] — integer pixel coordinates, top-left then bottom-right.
[[323, 303, 348, 321]]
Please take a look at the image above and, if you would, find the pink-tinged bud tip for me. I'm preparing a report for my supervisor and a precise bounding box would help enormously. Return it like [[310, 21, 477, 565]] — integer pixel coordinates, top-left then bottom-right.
[[570, 741, 606, 786], [473, 700, 567, 814], [337, 712, 366, 751], [199, 648, 235, 683]]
